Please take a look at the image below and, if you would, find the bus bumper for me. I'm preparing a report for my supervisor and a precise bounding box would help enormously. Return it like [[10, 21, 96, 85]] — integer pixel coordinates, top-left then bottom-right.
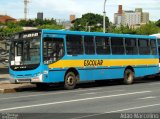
[[9, 74, 43, 83]]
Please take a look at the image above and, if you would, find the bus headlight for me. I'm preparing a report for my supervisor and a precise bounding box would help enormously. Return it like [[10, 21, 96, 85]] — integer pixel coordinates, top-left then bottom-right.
[[31, 74, 43, 82]]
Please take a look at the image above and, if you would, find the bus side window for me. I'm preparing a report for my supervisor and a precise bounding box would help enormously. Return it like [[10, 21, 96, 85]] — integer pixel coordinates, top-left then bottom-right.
[[95, 36, 110, 54], [125, 38, 138, 55], [43, 37, 64, 64], [150, 39, 157, 55], [66, 35, 83, 55], [138, 39, 150, 55], [84, 36, 95, 54], [111, 37, 124, 55]]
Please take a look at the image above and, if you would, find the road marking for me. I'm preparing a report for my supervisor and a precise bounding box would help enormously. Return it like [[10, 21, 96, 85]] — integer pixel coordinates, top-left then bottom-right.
[[71, 103, 160, 119], [78, 90, 124, 95], [148, 82, 160, 85], [78, 92, 96, 95], [0, 87, 105, 100], [138, 96, 156, 100], [0, 90, 151, 112]]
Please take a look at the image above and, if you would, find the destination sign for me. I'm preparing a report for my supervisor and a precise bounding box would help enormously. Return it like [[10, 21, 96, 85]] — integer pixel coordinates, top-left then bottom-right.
[[23, 33, 39, 38], [14, 31, 41, 39]]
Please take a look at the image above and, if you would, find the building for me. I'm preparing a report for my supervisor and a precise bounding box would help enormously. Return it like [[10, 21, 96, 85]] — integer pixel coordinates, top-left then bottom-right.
[[56, 15, 76, 30], [114, 5, 149, 28], [37, 12, 43, 20], [0, 15, 16, 23], [114, 5, 125, 27], [142, 12, 149, 24], [114, 13, 124, 27], [124, 11, 141, 27], [70, 15, 76, 23]]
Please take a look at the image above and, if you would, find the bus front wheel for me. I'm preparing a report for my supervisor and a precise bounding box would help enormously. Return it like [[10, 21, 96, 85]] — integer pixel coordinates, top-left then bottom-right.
[[64, 72, 77, 90], [123, 69, 134, 85]]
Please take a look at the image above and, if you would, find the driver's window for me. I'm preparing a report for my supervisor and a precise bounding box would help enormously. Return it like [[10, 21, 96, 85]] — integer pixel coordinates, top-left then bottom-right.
[[43, 37, 64, 64]]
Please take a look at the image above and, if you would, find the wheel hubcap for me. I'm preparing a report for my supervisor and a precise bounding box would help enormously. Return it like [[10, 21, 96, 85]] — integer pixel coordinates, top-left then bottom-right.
[[127, 72, 132, 81], [67, 76, 74, 85]]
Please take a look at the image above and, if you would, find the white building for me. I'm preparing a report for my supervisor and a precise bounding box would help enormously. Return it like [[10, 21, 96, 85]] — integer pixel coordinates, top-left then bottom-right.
[[114, 5, 149, 28], [124, 11, 141, 27]]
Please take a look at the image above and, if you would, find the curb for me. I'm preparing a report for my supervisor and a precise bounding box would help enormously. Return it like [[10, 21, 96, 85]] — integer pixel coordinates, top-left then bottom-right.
[[0, 88, 17, 93], [0, 83, 36, 93]]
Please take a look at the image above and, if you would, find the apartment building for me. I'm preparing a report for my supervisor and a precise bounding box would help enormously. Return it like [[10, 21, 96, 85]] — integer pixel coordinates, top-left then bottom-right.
[[114, 5, 149, 28]]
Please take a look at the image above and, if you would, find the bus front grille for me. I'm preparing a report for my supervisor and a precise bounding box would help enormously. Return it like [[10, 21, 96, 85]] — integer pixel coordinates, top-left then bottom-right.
[[16, 79, 31, 83]]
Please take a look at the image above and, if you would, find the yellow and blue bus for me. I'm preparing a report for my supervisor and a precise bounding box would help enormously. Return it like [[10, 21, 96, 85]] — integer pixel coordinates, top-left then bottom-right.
[[9, 29, 159, 89]]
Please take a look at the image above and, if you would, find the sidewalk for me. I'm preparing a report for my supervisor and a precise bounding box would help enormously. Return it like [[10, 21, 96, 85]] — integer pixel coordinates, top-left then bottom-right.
[[0, 73, 35, 93], [0, 83, 35, 93], [0, 74, 10, 83]]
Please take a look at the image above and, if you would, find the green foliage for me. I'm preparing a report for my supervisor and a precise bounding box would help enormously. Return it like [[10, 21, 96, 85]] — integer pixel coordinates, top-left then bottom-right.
[[0, 14, 160, 36], [156, 19, 160, 27], [0, 22, 22, 34], [135, 22, 160, 35], [38, 24, 64, 30], [71, 13, 109, 32], [0, 18, 63, 34], [109, 24, 136, 34], [18, 18, 57, 27], [110, 22, 160, 35]]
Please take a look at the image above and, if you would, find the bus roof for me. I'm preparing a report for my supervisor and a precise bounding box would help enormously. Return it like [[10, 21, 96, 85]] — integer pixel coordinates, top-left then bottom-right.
[[42, 29, 156, 39], [17, 29, 156, 39]]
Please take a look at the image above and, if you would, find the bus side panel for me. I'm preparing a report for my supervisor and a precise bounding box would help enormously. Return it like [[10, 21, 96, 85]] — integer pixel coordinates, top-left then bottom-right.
[[78, 67, 125, 81], [43, 70, 65, 83], [78, 66, 158, 81], [42, 66, 159, 83], [134, 66, 159, 77]]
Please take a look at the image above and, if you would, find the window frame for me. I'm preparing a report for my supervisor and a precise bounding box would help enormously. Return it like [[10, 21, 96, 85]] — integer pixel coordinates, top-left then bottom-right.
[[111, 37, 125, 55], [66, 35, 84, 55], [138, 38, 150, 55], [125, 38, 138, 55], [84, 35, 96, 55], [43, 37, 65, 64], [95, 36, 111, 55], [150, 39, 157, 55]]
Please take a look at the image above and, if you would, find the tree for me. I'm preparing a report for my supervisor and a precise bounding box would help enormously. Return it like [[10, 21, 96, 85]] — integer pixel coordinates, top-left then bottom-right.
[[71, 13, 109, 32], [0, 22, 22, 34], [18, 18, 57, 27], [156, 19, 160, 27], [136, 22, 160, 35], [38, 24, 64, 30], [109, 24, 136, 34]]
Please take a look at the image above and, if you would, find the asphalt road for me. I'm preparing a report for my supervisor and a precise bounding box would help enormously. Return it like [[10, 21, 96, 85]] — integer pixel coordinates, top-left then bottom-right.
[[0, 78, 160, 119]]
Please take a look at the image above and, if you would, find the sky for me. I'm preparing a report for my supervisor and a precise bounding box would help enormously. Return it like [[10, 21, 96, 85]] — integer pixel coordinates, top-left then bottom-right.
[[0, 0, 160, 22]]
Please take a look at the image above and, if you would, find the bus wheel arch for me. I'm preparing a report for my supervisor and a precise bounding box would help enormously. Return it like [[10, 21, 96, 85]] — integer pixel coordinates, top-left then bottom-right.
[[64, 68, 79, 90], [123, 66, 135, 85]]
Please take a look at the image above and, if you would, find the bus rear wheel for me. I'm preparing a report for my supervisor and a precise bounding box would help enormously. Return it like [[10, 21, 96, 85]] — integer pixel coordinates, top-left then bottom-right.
[[123, 69, 134, 85], [64, 72, 77, 90]]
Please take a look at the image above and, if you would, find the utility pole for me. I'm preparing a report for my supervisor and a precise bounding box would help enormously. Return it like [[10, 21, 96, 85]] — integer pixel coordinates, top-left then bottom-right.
[[24, 0, 29, 20], [103, 0, 107, 33]]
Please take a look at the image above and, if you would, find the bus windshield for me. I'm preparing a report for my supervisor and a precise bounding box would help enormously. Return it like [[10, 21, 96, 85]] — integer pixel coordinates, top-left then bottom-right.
[[10, 37, 40, 66]]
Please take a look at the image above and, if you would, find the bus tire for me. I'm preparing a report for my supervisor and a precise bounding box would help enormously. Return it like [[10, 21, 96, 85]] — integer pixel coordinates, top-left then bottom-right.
[[64, 72, 77, 90], [123, 69, 134, 85]]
